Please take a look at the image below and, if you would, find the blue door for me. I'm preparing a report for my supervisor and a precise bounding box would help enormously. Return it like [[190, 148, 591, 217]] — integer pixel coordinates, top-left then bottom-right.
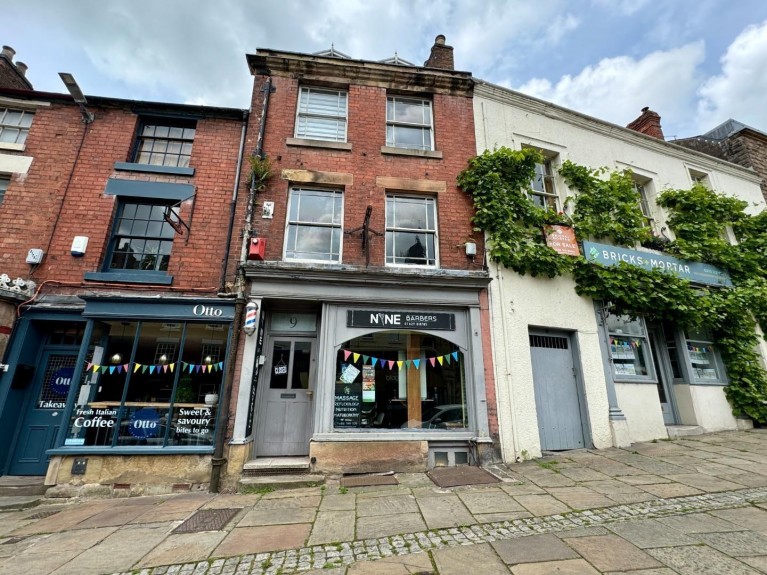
[[9, 350, 78, 475]]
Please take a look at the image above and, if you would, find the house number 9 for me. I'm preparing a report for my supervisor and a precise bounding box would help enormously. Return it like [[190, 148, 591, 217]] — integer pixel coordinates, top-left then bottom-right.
[[289, 316, 298, 328]]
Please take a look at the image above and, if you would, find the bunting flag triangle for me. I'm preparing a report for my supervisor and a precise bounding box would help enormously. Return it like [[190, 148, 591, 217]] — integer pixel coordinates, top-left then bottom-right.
[[413, 359, 420, 369], [452, 351, 458, 362], [162, 365, 168, 373], [207, 365, 213, 373], [93, 365, 101, 373], [109, 366, 116, 374], [353, 353, 360, 362], [371, 357, 378, 365], [397, 360, 403, 370], [429, 357, 436, 367], [134, 363, 142, 373], [194, 365, 201, 373], [170, 363, 175, 372], [116, 365, 123, 374], [101, 365, 109, 373], [405, 360, 411, 369], [437, 356, 444, 365], [86, 362, 92, 371], [445, 354, 452, 364], [362, 355, 370, 364], [387, 360, 395, 370], [379, 358, 387, 368], [142, 365, 149, 374], [343, 350, 351, 360], [123, 363, 129, 372], [218, 361, 224, 371], [149, 365, 156, 374]]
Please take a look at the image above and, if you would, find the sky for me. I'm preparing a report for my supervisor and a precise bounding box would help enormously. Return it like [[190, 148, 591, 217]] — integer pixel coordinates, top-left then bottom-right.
[[6, 0, 767, 139]]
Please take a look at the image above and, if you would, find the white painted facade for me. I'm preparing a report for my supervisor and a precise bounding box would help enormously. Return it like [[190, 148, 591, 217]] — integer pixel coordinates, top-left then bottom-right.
[[475, 81, 766, 462]]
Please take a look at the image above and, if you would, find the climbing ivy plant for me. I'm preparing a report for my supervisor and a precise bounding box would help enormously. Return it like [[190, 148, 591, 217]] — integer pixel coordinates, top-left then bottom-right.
[[458, 148, 767, 423]]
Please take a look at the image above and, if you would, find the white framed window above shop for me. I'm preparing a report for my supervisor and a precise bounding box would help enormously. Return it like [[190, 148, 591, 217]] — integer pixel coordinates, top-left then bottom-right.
[[386, 96, 434, 151], [689, 168, 711, 188], [529, 156, 559, 210], [385, 194, 438, 267], [683, 328, 727, 384], [0, 108, 33, 146], [606, 313, 655, 381], [295, 87, 348, 142], [284, 188, 344, 262], [633, 177, 654, 226], [0, 174, 9, 205]]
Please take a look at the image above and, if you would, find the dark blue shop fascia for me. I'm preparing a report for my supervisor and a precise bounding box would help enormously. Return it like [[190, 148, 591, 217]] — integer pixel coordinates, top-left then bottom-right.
[[81, 295, 235, 321]]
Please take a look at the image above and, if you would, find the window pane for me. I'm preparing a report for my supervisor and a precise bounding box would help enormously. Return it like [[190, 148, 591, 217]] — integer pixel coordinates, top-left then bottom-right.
[[389, 125, 429, 150], [607, 315, 644, 336], [299, 88, 346, 117], [334, 331, 466, 430], [611, 336, 650, 377], [391, 197, 429, 230], [290, 226, 335, 260], [5, 111, 22, 126], [292, 342, 312, 389], [390, 232, 434, 265], [270, 341, 291, 389], [154, 125, 170, 138], [294, 191, 338, 223], [296, 116, 345, 141], [0, 128, 19, 143], [20, 112, 34, 128], [168, 127, 184, 139], [388, 98, 429, 125]]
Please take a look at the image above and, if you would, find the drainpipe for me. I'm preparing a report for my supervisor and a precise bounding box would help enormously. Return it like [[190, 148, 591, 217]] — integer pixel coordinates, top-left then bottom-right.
[[210, 77, 272, 493]]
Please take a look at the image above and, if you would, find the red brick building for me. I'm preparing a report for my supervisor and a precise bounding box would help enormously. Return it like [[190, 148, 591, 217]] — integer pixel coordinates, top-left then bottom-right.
[[0, 75, 248, 491], [225, 36, 494, 481]]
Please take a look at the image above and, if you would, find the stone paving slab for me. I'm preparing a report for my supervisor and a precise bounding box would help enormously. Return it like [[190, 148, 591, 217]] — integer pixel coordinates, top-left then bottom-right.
[[492, 533, 579, 565], [605, 518, 696, 548], [433, 542, 508, 574], [356, 512, 427, 539], [416, 494, 475, 529], [563, 534, 663, 572], [213, 523, 312, 556], [136, 531, 227, 568], [238, 506, 316, 526], [647, 544, 762, 574], [349, 552, 435, 574], [308, 511, 356, 545], [356, 495, 418, 517], [711, 507, 767, 534], [514, 494, 571, 516], [510, 558, 600, 574], [656, 512, 742, 533], [695, 530, 767, 557]]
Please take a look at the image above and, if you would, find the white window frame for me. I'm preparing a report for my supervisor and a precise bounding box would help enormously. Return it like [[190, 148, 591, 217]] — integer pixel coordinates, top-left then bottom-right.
[[605, 313, 656, 382], [688, 168, 711, 188], [385, 194, 439, 268], [633, 177, 655, 226], [294, 87, 348, 143], [0, 108, 33, 146], [529, 157, 559, 210], [283, 188, 344, 263], [0, 174, 9, 205], [386, 97, 434, 151], [681, 328, 727, 385]]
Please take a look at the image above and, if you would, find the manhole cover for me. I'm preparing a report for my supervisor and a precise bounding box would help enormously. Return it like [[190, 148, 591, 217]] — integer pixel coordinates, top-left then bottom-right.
[[340, 475, 398, 488], [25, 510, 60, 520], [428, 467, 501, 488], [172, 508, 240, 534]]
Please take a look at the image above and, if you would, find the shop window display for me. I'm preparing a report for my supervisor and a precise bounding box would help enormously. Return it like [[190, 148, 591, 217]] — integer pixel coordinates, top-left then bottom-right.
[[333, 330, 466, 431], [64, 320, 227, 449], [606, 314, 652, 379]]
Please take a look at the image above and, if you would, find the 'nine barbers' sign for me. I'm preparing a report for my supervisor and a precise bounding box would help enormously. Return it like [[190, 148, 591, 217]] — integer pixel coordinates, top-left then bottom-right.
[[347, 310, 455, 330]]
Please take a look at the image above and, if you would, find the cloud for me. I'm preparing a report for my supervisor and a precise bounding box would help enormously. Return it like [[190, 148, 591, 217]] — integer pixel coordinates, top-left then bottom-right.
[[516, 42, 705, 136], [697, 19, 767, 132]]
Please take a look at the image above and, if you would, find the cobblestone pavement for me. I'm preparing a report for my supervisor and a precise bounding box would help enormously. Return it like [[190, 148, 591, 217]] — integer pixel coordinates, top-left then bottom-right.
[[3, 430, 767, 574]]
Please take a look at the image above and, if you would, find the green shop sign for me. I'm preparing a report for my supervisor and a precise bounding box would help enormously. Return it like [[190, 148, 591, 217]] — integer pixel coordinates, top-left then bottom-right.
[[583, 241, 732, 287]]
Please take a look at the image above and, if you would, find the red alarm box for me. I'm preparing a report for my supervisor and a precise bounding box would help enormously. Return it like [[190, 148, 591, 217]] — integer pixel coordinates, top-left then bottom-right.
[[248, 237, 266, 260]]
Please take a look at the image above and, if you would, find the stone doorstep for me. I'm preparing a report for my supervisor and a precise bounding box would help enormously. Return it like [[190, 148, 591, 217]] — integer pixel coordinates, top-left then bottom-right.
[[0, 495, 43, 511], [0, 476, 47, 497], [239, 474, 325, 493], [666, 425, 705, 439], [242, 457, 311, 476]]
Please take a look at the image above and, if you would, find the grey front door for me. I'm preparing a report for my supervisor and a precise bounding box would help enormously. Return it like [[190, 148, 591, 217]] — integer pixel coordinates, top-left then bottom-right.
[[529, 331, 587, 451], [649, 328, 676, 425], [10, 350, 78, 475], [256, 337, 315, 456]]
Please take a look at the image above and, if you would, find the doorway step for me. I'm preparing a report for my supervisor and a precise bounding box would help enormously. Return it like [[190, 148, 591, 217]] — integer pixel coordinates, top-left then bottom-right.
[[239, 457, 324, 492], [0, 476, 47, 510], [666, 425, 705, 439]]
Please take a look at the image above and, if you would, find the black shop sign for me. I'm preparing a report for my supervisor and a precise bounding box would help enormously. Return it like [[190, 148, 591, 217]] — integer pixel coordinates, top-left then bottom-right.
[[347, 310, 455, 331]]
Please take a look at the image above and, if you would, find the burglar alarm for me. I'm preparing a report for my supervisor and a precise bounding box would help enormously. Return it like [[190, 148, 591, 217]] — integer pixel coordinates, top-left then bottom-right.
[[71, 236, 88, 257], [26, 248, 44, 264]]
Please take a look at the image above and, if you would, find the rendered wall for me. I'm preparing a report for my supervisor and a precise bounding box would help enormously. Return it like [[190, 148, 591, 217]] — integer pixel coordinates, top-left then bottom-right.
[[615, 383, 667, 442]]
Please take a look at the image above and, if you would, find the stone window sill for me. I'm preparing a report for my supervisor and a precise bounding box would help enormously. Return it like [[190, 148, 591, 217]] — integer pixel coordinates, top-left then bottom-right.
[[84, 271, 173, 285], [381, 146, 443, 159], [286, 138, 353, 151], [0, 142, 25, 152], [114, 162, 195, 176]]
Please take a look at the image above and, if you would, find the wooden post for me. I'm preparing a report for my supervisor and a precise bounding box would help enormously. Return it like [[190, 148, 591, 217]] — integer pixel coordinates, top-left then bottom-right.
[[407, 333, 422, 427]]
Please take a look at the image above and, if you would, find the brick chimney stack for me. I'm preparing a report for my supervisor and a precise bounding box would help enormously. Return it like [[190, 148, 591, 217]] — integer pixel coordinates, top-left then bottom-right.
[[627, 107, 665, 140], [0, 44, 33, 89], [424, 34, 454, 70]]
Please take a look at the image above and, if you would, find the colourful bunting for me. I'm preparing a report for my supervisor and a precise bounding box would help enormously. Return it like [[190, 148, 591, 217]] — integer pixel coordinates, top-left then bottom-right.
[[413, 359, 420, 369], [452, 352, 458, 362], [437, 356, 444, 366], [363, 355, 370, 364], [353, 352, 360, 362], [397, 360, 403, 370]]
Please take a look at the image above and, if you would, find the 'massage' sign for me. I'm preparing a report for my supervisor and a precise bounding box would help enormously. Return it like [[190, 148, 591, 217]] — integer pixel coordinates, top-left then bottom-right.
[[583, 240, 732, 287], [347, 310, 455, 331]]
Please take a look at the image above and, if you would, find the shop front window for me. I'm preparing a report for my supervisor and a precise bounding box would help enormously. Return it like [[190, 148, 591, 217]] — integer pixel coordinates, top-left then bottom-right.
[[64, 320, 228, 449], [606, 314, 652, 379], [685, 328, 725, 383], [333, 330, 466, 431]]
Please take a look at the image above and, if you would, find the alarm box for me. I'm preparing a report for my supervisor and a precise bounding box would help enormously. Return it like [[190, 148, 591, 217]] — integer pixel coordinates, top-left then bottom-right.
[[248, 237, 266, 261]]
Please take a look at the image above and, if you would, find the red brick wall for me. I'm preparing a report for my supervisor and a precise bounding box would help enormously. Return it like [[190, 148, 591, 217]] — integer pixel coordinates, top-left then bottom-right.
[[0, 99, 246, 296], [244, 75, 483, 270]]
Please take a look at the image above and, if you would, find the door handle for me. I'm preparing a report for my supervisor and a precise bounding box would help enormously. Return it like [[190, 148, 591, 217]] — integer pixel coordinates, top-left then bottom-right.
[[306, 390, 314, 398]]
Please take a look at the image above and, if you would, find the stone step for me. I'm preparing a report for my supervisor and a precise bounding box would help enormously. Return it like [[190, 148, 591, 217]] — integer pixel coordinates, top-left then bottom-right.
[[0, 476, 47, 497], [238, 474, 325, 493], [242, 457, 311, 477], [0, 495, 43, 511], [666, 425, 705, 439]]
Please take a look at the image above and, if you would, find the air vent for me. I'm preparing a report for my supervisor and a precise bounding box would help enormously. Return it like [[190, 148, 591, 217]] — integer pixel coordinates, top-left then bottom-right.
[[529, 334, 569, 349]]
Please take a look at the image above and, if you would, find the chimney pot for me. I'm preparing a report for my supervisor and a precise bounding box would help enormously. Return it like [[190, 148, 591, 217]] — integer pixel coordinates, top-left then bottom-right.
[[1, 45, 15, 61], [15, 61, 27, 77], [435, 34, 446, 45]]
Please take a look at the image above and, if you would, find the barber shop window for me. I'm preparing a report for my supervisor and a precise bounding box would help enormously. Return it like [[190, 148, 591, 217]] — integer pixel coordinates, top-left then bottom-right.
[[333, 331, 466, 431], [385, 195, 437, 267], [63, 320, 228, 449], [606, 314, 653, 380]]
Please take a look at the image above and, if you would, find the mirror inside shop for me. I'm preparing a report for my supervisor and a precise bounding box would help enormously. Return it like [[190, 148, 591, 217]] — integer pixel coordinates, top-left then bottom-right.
[[63, 320, 226, 448], [334, 330, 467, 430]]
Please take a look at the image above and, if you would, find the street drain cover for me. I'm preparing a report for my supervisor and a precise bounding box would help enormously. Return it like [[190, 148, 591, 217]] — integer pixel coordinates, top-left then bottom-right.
[[25, 510, 60, 520], [340, 475, 398, 488], [172, 508, 240, 534], [428, 466, 501, 488]]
